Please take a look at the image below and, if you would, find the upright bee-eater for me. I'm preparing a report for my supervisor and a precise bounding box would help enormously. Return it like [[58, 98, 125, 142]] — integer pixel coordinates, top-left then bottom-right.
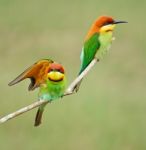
[[75, 15, 127, 91], [8, 59, 66, 126]]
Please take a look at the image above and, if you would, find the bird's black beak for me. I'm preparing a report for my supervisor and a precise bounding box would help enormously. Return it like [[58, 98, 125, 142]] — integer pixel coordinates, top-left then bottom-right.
[[113, 20, 128, 24]]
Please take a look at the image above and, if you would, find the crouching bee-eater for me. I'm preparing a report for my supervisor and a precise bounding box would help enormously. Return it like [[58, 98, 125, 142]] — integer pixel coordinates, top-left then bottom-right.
[[74, 15, 127, 91], [8, 59, 66, 126]]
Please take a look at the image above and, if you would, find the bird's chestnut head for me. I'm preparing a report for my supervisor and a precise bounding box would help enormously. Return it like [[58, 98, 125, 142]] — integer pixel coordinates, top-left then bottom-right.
[[47, 63, 65, 82], [96, 16, 127, 33]]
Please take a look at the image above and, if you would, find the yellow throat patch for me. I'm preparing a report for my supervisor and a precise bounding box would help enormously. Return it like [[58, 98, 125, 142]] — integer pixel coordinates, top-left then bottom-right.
[[100, 24, 115, 33], [47, 71, 64, 82]]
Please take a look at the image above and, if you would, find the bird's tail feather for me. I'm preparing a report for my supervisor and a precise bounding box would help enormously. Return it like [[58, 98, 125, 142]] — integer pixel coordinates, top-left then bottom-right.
[[34, 103, 47, 127], [34, 108, 44, 127]]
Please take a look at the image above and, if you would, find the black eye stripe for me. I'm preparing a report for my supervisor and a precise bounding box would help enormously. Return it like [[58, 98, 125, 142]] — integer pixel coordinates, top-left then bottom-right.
[[105, 29, 113, 32], [103, 21, 114, 26], [49, 69, 63, 73], [103, 22, 109, 26]]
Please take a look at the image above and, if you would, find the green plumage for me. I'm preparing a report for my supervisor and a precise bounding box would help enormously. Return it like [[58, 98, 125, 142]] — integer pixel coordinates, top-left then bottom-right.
[[34, 76, 66, 126], [79, 32, 113, 74], [74, 31, 113, 92], [79, 33, 100, 74], [39, 78, 66, 101]]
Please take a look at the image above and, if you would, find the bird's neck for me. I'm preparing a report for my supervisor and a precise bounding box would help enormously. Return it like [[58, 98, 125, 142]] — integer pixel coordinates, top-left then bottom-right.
[[39, 79, 65, 101], [99, 31, 113, 45], [95, 31, 114, 60], [85, 24, 99, 41]]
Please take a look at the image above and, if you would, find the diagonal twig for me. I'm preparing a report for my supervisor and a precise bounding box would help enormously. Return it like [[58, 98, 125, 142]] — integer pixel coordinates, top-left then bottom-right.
[[0, 58, 99, 124]]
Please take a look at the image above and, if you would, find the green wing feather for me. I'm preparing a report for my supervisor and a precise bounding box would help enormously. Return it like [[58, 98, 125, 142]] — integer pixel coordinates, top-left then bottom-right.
[[79, 33, 100, 74]]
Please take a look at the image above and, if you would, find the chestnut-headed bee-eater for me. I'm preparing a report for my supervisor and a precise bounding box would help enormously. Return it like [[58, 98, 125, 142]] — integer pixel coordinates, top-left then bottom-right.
[[75, 15, 127, 91], [8, 59, 66, 126]]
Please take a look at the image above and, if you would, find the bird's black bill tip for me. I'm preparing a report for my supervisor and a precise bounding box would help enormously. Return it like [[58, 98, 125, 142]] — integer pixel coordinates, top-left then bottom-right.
[[113, 20, 128, 24]]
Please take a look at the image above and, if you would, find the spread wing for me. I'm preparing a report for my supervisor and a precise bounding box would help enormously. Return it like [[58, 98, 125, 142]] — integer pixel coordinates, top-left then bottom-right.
[[79, 33, 100, 74], [8, 59, 54, 91]]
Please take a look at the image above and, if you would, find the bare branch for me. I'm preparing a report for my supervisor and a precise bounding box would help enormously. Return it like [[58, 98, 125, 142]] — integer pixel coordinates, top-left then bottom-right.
[[0, 58, 99, 124], [64, 58, 99, 95], [0, 100, 48, 124]]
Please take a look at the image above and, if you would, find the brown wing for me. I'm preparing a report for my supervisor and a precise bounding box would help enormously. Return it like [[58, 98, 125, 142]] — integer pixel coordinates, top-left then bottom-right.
[[8, 59, 54, 91]]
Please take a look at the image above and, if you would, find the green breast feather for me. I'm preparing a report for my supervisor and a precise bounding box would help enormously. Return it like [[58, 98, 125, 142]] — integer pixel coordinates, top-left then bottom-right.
[[39, 78, 66, 101]]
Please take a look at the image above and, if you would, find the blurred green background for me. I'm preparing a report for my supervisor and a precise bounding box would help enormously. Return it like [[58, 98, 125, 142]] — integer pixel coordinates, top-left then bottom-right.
[[0, 0, 146, 150]]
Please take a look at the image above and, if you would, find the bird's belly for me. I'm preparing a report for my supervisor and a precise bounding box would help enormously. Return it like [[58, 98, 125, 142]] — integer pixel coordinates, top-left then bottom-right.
[[39, 94, 52, 101], [49, 86, 63, 98], [96, 42, 111, 59], [39, 84, 64, 101]]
